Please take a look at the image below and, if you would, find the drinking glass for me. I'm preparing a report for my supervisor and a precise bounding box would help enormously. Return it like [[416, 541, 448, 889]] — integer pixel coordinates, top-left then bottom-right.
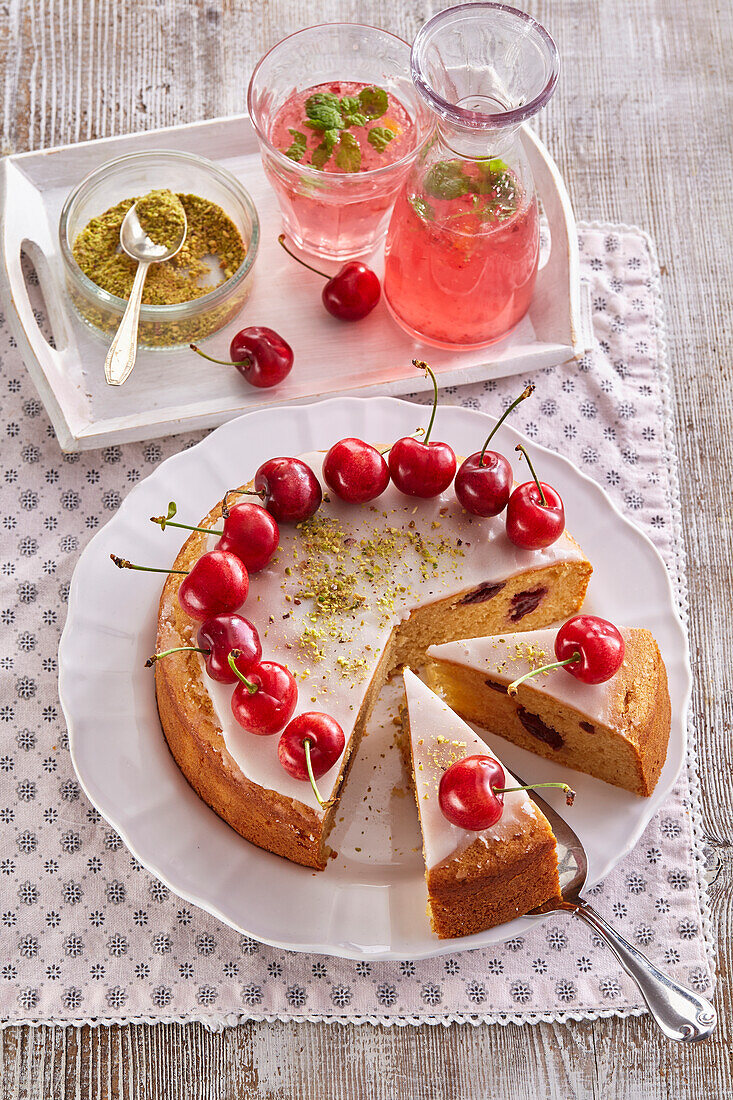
[[248, 23, 432, 261]]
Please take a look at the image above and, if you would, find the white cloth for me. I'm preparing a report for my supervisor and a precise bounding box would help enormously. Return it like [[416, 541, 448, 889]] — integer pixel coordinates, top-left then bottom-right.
[[0, 223, 714, 1027]]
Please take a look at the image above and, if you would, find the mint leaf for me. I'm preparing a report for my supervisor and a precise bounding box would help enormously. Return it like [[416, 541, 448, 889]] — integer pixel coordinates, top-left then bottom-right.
[[340, 95, 361, 115], [358, 85, 388, 120], [334, 131, 361, 172], [368, 126, 396, 153], [423, 161, 469, 200], [343, 112, 368, 129], [408, 194, 435, 221], [284, 129, 307, 162], [305, 93, 344, 131], [311, 128, 339, 169]]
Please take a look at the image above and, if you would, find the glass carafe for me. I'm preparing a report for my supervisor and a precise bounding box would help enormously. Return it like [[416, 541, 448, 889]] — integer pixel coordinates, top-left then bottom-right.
[[383, 3, 559, 349]]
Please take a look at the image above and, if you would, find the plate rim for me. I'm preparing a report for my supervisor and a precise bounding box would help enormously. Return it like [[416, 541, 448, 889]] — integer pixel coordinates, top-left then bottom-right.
[[58, 394, 690, 959]]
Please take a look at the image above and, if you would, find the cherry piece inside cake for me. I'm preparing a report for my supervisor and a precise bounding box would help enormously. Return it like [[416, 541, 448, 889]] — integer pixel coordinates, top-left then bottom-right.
[[154, 449, 592, 870], [427, 627, 671, 797], [401, 669, 561, 939]]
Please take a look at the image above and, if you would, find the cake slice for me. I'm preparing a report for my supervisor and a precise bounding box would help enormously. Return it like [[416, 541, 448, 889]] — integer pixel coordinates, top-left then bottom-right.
[[401, 669, 561, 939], [427, 627, 670, 797]]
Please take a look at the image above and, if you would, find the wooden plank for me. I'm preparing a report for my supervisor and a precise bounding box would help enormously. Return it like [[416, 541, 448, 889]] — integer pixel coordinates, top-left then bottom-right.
[[1, 0, 731, 1096]]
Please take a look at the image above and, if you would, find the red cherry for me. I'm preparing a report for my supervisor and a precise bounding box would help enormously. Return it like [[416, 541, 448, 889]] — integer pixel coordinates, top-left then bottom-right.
[[253, 457, 322, 523], [438, 754, 576, 826], [196, 614, 261, 683], [438, 755, 506, 830], [278, 235, 380, 321], [505, 446, 564, 549], [554, 615, 626, 684], [322, 262, 381, 321], [388, 360, 456, 498], [278, 712, 345, 781], [230, 659, 298, 735], [455, 386, 534, 516], [323, 438, 389, 503], [177, 550, 249, 620], [218, 502, 280, 572], [190, 326, 294, 388], [455, 451, 513, 516]]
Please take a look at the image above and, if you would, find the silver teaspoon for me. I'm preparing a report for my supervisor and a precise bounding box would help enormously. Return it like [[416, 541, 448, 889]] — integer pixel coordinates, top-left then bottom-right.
[[516, 773, 716, 1042], [104, 201, 187, 387]]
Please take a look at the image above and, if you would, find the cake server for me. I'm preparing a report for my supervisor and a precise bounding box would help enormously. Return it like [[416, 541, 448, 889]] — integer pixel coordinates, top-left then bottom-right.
[[516, 774, 717, 1042]]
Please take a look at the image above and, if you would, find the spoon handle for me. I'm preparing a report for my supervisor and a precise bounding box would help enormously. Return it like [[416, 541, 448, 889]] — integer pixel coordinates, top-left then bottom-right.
[[567, 899, 716, 1041], [104, 260, 150, 386]]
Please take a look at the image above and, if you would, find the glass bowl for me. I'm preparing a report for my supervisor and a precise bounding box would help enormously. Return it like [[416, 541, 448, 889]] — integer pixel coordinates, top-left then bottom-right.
[[248, 23, 433, 260], [59, 150, 259, 349]]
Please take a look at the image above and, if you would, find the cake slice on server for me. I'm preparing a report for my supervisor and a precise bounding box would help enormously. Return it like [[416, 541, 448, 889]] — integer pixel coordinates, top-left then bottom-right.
[[427, 626, 671, 797], [401, 669, 563, 939]]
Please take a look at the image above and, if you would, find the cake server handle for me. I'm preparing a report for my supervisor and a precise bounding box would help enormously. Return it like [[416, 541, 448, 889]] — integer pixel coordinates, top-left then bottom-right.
[[564, 899, 716, 1041]]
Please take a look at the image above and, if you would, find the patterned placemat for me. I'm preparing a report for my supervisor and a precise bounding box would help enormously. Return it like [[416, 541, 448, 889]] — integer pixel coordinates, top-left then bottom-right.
[[0, 222, 714, 1028]]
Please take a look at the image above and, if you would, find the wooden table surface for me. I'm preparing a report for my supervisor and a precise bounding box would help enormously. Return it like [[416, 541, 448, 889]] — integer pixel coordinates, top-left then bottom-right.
[[2, 1, 731, 1096]]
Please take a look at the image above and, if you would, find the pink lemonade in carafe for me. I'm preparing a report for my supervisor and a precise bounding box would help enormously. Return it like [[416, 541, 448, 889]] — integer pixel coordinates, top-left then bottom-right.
[[384, 158, 539, 348], [266, 81, 418, 258]]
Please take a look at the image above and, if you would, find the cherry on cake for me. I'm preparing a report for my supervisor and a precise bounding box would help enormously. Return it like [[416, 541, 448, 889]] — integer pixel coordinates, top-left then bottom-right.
[[427, 626, 670, 797], [154, 449, 592, 870], [401, 669, 562, 938]]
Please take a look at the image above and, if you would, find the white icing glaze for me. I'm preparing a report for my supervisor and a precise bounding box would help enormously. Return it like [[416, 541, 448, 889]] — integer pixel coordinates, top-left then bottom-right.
[[427, 627, 634, 732], [195, 452, 585, 815], [402, 670, 541, 869]]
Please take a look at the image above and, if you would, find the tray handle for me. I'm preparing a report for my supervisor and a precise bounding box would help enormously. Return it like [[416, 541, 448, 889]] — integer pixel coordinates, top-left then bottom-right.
[[0, 159, 90, 449], [522, 126, 592, 357]]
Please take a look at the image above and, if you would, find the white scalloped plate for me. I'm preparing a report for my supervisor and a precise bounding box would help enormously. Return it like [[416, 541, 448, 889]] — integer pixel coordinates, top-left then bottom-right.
[[58, 397, 689, 960]]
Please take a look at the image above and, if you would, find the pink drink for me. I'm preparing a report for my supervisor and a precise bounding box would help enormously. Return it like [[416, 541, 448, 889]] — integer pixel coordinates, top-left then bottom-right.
[[384, 160, 540, 348], [264, 81, 417, 258]]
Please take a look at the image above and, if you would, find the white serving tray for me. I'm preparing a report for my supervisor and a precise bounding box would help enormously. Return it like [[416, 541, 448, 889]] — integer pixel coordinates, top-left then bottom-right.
[[0, 115, 592, 452]]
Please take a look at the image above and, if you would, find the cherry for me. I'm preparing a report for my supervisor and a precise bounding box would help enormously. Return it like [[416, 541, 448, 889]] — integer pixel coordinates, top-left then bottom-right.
[[278, 234, 380, 321], [228, 653, 298, 735], [508, 615, 626, 694], [505, 445, 565, 549], [151, 500, 279, 574], [455, 386, 534, 516], [438, 754, 575, 831], [223, 457, 322, 525], [145, 613, 261, 683], [388, 360, 456, 498], [278, 712, 345, 805], [217, 504, 279, 572], [190, 326, 293, 388], [323, 438, 390, 503], [110, 548, 249, 621]]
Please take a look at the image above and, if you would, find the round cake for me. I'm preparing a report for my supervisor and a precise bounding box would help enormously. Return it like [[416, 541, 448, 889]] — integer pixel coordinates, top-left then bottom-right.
[[154, 449, 593, 870]]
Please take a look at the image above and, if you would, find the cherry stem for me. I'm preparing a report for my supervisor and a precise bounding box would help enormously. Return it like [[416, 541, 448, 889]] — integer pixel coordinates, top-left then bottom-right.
[[480, 385, 534, 464], [145, 646, 209, 667], [494, 782, 576, 807], [110, 554, 187, 576], [278, 234, 328, 280], [507, 654, 579, 695], [227, 650, 259, 694], [222, 487, 264, 518], [303, 739, 325, 806], [515, 444, 547, 506], [413, 359, 439, 445], [151, 516, 222, 536], [190, 344, 251, 369]]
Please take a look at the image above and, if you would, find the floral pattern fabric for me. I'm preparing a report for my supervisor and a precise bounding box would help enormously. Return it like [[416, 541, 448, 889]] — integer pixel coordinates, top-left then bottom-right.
[[0, 223, 714, 1026]]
